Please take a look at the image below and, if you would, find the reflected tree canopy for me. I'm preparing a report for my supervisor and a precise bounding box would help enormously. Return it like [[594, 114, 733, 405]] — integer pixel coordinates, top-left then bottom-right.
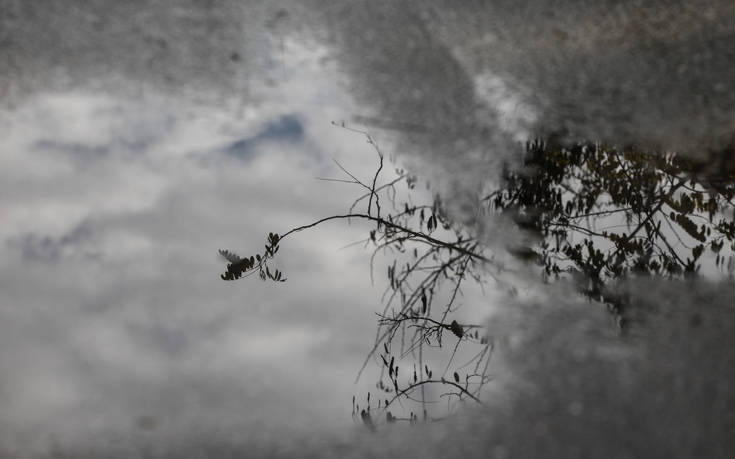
[[492, 140, 735, 309], [220, 130, 735, 426]]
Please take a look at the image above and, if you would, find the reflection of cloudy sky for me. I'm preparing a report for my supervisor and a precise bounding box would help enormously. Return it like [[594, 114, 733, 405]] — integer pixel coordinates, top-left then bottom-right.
[[0, 37, 406, 450], [3, 0, 735, 456]]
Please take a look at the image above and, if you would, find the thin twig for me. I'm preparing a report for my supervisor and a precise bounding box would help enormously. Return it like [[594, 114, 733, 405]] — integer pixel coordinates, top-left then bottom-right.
[[280, 214, 489, 262]]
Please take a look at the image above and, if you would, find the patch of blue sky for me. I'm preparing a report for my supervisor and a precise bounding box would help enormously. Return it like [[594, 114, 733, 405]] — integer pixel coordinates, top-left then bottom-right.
[[224, 114, 305, 159]]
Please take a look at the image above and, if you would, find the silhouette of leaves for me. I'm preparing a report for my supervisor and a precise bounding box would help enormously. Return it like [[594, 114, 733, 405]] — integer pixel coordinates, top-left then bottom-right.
[[219, 127, 735, 428], [218, 249, 241, 263], [219, 231, 286, 282], [492, 141, 735, 291]]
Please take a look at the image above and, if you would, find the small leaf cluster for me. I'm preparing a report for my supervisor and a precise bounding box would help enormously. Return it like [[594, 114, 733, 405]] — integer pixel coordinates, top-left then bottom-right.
[[219, 232, 286, 282], [363, 333, 488, 427]]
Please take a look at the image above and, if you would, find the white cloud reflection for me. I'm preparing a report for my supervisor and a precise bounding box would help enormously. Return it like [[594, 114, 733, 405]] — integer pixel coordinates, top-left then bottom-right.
[[0, 41, 407, 452]]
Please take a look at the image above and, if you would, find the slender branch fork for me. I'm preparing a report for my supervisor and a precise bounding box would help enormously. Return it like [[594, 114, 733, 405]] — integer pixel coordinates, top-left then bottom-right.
[[222, 122, 496, 427], [280, 213, 489, 262]]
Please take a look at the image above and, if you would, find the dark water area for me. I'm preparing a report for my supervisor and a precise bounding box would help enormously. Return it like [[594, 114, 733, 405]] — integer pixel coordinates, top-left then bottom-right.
[[2, 1, 735, 457]]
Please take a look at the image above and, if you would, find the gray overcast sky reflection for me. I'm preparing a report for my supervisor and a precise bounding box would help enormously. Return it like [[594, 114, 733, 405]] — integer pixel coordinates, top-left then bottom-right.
[[2, 0, 735, 457], [0, 39, 420, 450]]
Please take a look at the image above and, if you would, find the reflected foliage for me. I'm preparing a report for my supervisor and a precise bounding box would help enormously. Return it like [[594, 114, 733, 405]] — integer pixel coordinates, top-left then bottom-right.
[[220, 127, 494, 426], [219, 127, 735, 429], [491, 140, 735, 307], [220, 232, 286, 282]]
